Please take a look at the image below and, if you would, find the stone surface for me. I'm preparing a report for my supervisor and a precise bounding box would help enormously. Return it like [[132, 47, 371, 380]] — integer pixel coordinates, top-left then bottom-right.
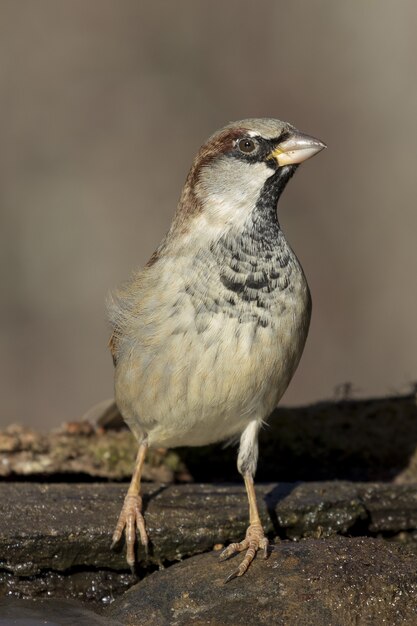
[[0, 597, 121, 625], [0, 568, 136, 608], [2, 481, 417, 573], [2, 481, 417, 608], [107, 536, 417, 625], [0, 396, 417, 626], [3, 393, 417, 621], [0, 482, 271, 577]]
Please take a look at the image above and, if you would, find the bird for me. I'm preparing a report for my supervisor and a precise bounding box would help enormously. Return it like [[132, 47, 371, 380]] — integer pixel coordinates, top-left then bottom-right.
[[107, 118, 326, 581]]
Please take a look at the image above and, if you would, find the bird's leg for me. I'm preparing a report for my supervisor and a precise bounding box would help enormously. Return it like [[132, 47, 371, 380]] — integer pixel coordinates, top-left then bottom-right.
[[219, 420, 268, 581], [111, 440, 148, 570]]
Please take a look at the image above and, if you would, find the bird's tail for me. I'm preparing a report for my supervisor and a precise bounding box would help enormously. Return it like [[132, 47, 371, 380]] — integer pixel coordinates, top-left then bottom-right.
[[81, 398, 125, 430]]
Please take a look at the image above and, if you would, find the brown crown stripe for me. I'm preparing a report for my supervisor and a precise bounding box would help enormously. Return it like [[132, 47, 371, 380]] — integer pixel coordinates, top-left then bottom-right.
[[176, 128, 246, 222], [145, 127, 248, 260]]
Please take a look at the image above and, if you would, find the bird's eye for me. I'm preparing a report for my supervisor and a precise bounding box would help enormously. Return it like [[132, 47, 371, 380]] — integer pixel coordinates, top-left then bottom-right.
[[238, 138, 257, 154]]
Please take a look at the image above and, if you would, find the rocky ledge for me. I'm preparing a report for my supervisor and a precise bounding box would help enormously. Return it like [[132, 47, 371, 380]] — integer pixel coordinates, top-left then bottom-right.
[[108, 536, 417, 626], [2, 393, 417, 624], [1, 481, 417, 624]]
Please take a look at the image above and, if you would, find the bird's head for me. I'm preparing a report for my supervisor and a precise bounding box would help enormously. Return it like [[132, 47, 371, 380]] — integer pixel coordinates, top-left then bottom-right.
[[172, 119, 326, 243]]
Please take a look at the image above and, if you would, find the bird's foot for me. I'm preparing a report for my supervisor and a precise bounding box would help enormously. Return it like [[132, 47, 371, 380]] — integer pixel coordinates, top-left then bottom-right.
[[219, 522, 269, 582], [111, 493, 148, 571]]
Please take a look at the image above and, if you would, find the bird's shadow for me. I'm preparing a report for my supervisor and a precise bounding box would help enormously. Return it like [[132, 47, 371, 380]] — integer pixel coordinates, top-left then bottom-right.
[[264, 483, 299, 539], [141, 482, 169, 514], [178, 394, 417, 483]]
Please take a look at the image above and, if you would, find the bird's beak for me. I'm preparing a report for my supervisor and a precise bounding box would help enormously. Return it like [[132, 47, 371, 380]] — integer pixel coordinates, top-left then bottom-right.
[[271, 131, 327, 167]]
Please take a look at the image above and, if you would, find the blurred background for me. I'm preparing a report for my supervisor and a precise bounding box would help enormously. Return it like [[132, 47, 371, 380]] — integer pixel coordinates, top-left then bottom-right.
[[1, 0, 416, 431]]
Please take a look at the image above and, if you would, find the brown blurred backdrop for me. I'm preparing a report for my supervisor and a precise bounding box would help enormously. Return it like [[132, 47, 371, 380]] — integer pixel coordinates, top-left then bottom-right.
[[1, 0, 416, 431]]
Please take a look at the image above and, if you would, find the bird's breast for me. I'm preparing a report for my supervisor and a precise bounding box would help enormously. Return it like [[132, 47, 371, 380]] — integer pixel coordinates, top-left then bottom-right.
[[115, 227, 311, 448]]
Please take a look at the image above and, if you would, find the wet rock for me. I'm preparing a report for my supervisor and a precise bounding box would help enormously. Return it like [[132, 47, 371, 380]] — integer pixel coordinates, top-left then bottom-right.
[[107, 536, 417, 626], [2, 481, 417, 574], [0, 482, 272, 605], [271, 481, 417, 539], [0, 597, 121, 625], [0, 568, 136, 607], [269, 481, 367, 539], [0, 482, 270, 577], [2, 481, 417, 607]]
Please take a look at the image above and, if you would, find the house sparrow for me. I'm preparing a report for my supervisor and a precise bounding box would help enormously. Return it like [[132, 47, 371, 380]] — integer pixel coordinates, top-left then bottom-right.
[[108, 118, 326, 581]]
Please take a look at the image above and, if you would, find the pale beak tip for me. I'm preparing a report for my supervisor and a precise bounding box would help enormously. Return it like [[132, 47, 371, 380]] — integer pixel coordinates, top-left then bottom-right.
[[275, 132, 327, 166]]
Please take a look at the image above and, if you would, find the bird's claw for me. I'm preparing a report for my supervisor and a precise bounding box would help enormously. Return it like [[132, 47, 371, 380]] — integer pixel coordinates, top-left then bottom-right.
[[111, 493, 148, 569], [219, 522, 269, 582]]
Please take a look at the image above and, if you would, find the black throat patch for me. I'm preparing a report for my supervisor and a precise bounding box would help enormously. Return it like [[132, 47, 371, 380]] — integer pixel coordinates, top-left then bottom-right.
[[214, 166, 298, 303], [183, 165, 302, 330]]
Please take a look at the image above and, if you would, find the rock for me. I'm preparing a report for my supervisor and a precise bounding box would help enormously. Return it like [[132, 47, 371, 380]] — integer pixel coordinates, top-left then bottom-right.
[[180, 393, 417, 482], [2, 481, 417, 608], [3, 481, 417, 576], [0, 482, 270, 577], [0, 597, 121, 625], [0, 568, 136, 608], [0, 423, 185, 482], [270, 481, 417, 538], [107, 536, 417, 625]]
